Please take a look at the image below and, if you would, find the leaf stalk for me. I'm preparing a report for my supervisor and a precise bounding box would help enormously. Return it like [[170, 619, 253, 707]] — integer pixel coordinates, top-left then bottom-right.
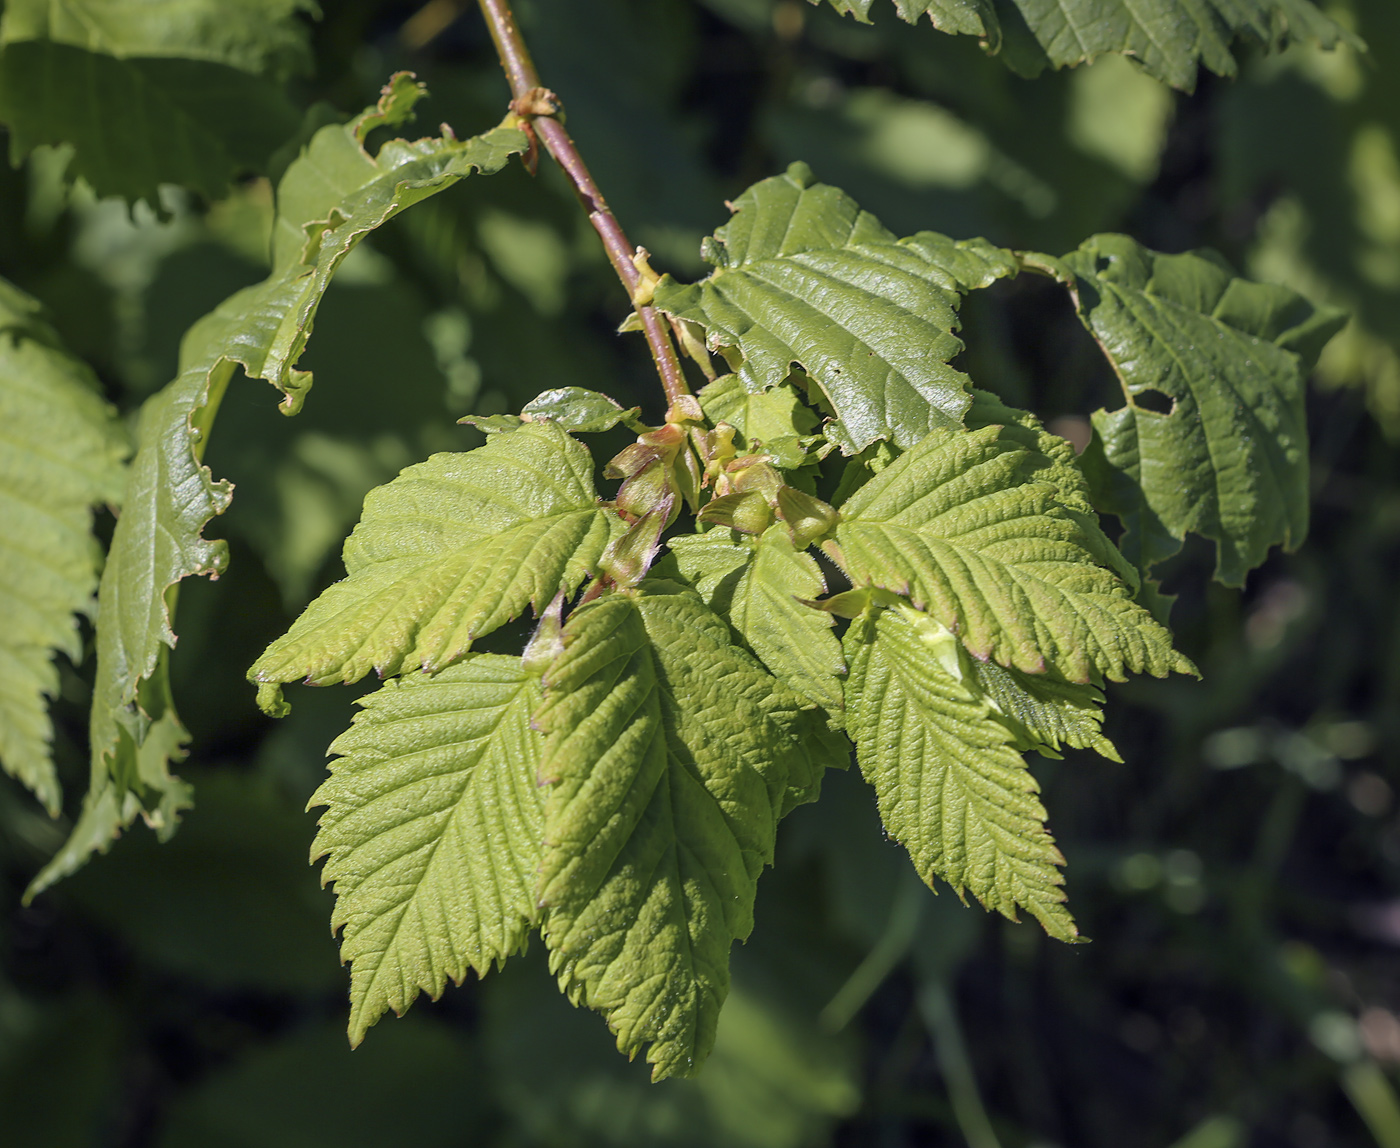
[[475, 0, 692, 407]]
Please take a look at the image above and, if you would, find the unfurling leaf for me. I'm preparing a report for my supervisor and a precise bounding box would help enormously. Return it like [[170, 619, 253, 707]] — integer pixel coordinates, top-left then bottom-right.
[[0, 280, 126, 815], [653, 163, 1016, 453], [811, 0, 1358, 92], [1035, 235, 1346, 584], [252, 422, 618, 711], [313, 655, 545, 1045], [844, 604, 1077, 941], [534, 582, 843, 1079], [33, 82, 527, 892], [833, 422, 1191, 683]]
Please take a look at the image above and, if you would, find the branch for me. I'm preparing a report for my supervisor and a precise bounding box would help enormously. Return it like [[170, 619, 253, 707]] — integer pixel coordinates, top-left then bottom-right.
[[476, 0, 692, 408]]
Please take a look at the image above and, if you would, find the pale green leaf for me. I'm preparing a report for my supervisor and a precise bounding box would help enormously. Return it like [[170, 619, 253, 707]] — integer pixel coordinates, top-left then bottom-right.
[[464, 387, 641, 435], [965, 388, 1093, 517], [0, 280, 126, 814], [833, 422, 1190, 683], [698, 374, 819, 468], [313, 655, 545, 1045], [534, 582, 837, 1079], [251, 423, 618, 710], [44, 87, 525, 888], [0, 42, 302, 205], [521, 387, 641, 433], [843, 604, 1077, 941], [812, 0, 1357, 92], [0, 0, 317, 77], [1037, 234, 1346, 584], [667, 526, 845, 714], [652, 163, 1017, 453]]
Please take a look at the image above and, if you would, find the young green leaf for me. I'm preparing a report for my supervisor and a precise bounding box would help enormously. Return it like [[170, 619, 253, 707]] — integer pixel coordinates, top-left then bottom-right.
[[45, 83, 527, 890], [833, 422, 1191, 683], [0, 281, 127, 814], [811, 0, 1357, 92], [698, 375, 819, 468], [652, 163, 1017, 453], [312, 655, 545, 1046], [1036, 235, 1347, 584], [667, 526, 845, 714], [534, 582, 841, 1079], [251, 422, 618, 711], [844, 605, 1077, 941]]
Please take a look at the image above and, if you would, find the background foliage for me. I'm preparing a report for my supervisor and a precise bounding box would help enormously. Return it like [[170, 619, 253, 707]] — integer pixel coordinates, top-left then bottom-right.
[[1, 0, 1399, 1145]]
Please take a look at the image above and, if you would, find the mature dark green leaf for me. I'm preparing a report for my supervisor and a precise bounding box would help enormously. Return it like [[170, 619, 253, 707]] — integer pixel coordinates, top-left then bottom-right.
[[534, 582, 840, 1079], [667, 526, 845, 713], [813, 0, 1356, 92], [652, 163, 1017, 453], [0, 280, 126, 814], [0, 42, 302, 205], [844, 604, 1076, 940], [313, 655, 545, 1045], [833, 422, 1190, 683], [34, 82, 526, 890], [251, 422, 619, 712], [1036, 234, 1346, 584], [969, 660, 1118, 760], [0, 0, 317, 77]]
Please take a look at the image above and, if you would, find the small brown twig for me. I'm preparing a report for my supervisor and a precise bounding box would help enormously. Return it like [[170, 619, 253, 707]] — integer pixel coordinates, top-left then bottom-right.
[[476, 0, 692, 408]]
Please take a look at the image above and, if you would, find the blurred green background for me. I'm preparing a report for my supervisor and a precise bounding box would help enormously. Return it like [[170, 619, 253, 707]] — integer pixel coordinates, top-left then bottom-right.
[[2, 1, 1400, 1145]]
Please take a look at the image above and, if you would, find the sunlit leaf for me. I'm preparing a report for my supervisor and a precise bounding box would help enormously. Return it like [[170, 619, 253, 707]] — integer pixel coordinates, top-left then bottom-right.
[[251, 422, 618, 711], [313, 655, 545, 1044], [833, 422, 1190, 683], [0, 0, 317, 77], [811, 0, 1358, 92], [653, 163, 1017, 453], [844, 603, 1077, 940], [37, 80, 526, 889], [667, 526, 845, 714]]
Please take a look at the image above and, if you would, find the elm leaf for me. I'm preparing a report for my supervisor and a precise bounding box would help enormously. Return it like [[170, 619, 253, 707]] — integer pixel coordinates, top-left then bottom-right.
[[534, 582, 841, 1079], [313, 655, 545, 1045], [653, 163, 1016, 453], [844, 604, 1077, 941], [251, 423, 619, 711]]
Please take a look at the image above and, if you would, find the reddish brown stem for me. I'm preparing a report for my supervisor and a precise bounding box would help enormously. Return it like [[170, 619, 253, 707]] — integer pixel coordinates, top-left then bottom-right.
[[476, 0, 692, 408]]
